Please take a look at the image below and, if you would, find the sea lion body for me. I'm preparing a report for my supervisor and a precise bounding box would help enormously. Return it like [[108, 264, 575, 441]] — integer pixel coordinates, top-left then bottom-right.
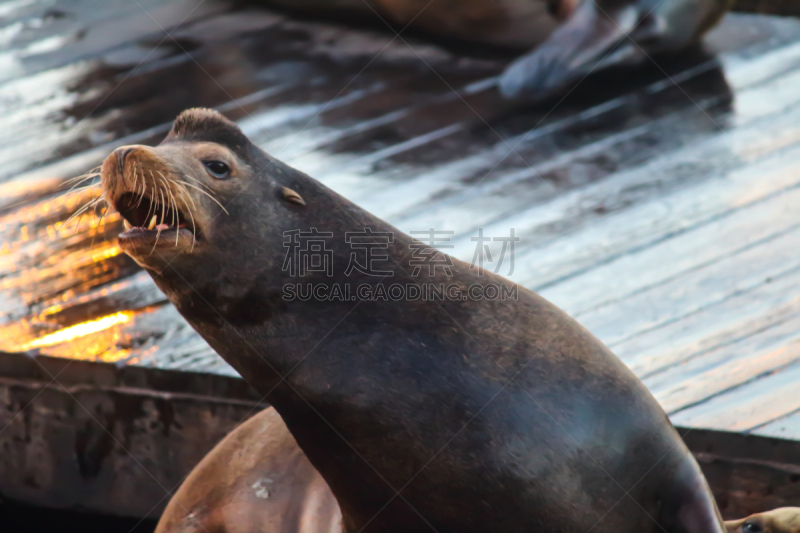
[[260, 0, 734, 100], [155, 407, 341, 533], [101, 109, 725, 533], [266, 0, 569, 48], [726, 508, 800, 533]]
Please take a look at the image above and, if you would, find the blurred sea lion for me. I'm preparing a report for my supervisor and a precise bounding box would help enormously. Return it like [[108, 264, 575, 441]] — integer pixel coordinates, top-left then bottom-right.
[[261, 0, 735, 101], [155, 407, 341, 533], [726, 508, 800, 533]]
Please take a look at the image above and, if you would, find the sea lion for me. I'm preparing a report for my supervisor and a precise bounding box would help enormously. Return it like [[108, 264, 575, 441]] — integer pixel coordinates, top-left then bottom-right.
[[99, 108, 726, 533], [265, 0, 574, 49], [259, 0, 734, 101], [158, 412, 800, 533], [726, 509, 800, 533], [499, 0, 735, 100], [155, 407, 341, 533]]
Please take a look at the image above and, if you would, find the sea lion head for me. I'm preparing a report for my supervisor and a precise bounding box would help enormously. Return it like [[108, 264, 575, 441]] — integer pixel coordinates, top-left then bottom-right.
[[100, 108, 311, 289], [499, 0, 733, 101], [726, 508, 800, 533]]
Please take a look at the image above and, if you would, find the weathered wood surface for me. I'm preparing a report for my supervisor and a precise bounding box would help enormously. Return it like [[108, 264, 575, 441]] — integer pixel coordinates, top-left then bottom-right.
[[683, 429, 800, 518], [0, 351, 264, 519], [1, 0, 800, 441]]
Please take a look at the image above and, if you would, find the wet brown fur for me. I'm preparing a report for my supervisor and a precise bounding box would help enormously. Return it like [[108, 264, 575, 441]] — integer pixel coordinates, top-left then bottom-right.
[[155, 407, 341, 533], [99, 109, 727, 533]]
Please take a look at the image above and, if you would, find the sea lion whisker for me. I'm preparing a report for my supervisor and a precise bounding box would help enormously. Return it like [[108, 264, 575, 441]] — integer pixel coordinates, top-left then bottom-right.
[[65, 195, 103, 229], [180, 172, 217, 194], [64, 181, 100, 199], [174, 182, 198, 251], [64, 167, 101, 185], [91, 203, 110, 247], [64, 174, 100, 194], [174, 181, 198, 217], [131, 164, 139, 202], [165, 184, 181, 246], [135, 165, 148, 209], [143, 167, 158, 222], [64, 175, 102, 202], [67, 201, 100, 236], [156, 170, 181, 197], [65, 203, 92, 227], [150, 185, 167, 255], [159, 185, 167, 229], [64, 170, 100, 184], [174, 179, 229, 215], [154, 170, 180, 239]]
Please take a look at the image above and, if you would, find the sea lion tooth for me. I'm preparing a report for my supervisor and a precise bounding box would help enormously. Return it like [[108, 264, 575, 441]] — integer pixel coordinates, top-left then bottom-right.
[[282, 187, 306, 207], [148, 215, 158, 230], [123, 219, 132, 230]]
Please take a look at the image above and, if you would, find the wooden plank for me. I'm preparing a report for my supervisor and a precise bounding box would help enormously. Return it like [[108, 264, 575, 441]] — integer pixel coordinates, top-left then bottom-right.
[[615, 272, 800, 376], [681, 427, 800, 519], [404, 41, 800, 243], [670, 362, 800, 431], [0, 352, 262, 518], [646, 315, 800, 414], [575, 220, 800, 347], [532, 166, 800, 319], [753, 410, 800, 439], [472, 65, 800, 293]]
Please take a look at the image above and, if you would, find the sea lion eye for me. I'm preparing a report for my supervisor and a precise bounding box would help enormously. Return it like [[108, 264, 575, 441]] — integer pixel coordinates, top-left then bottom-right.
[[203, 160, 230, 179], [743, 521, 763, 533]]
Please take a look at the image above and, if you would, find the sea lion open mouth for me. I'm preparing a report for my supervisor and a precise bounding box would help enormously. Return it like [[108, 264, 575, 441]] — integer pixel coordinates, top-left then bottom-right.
[[100, 144, 204, 256], [114, 191, 196, 241]]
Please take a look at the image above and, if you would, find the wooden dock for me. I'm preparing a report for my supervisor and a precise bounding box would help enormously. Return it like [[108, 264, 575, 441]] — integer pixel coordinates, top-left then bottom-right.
[[1, 0, 800, 443]]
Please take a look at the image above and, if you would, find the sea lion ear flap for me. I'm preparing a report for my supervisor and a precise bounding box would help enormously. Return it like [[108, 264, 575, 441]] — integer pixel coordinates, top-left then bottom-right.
[[282, 187, 306, 207]]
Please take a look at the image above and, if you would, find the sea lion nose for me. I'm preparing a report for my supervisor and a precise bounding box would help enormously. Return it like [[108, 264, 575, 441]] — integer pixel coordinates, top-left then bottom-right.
[[114, 147, 135, 174]]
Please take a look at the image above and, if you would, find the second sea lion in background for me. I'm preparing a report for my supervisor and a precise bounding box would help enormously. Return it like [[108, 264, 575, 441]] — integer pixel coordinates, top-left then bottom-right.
[[499, 0, 735, 99], [726, 508, 800, 533], [155, 407, 341, 533], [265, 0, 574, 48], [261, 0, 734, 101]]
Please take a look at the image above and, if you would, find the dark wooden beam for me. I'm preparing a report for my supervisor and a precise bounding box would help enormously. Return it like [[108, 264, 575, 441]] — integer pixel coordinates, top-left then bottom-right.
[[0, 352, 264, 520], [732, 0, 800, 17]]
